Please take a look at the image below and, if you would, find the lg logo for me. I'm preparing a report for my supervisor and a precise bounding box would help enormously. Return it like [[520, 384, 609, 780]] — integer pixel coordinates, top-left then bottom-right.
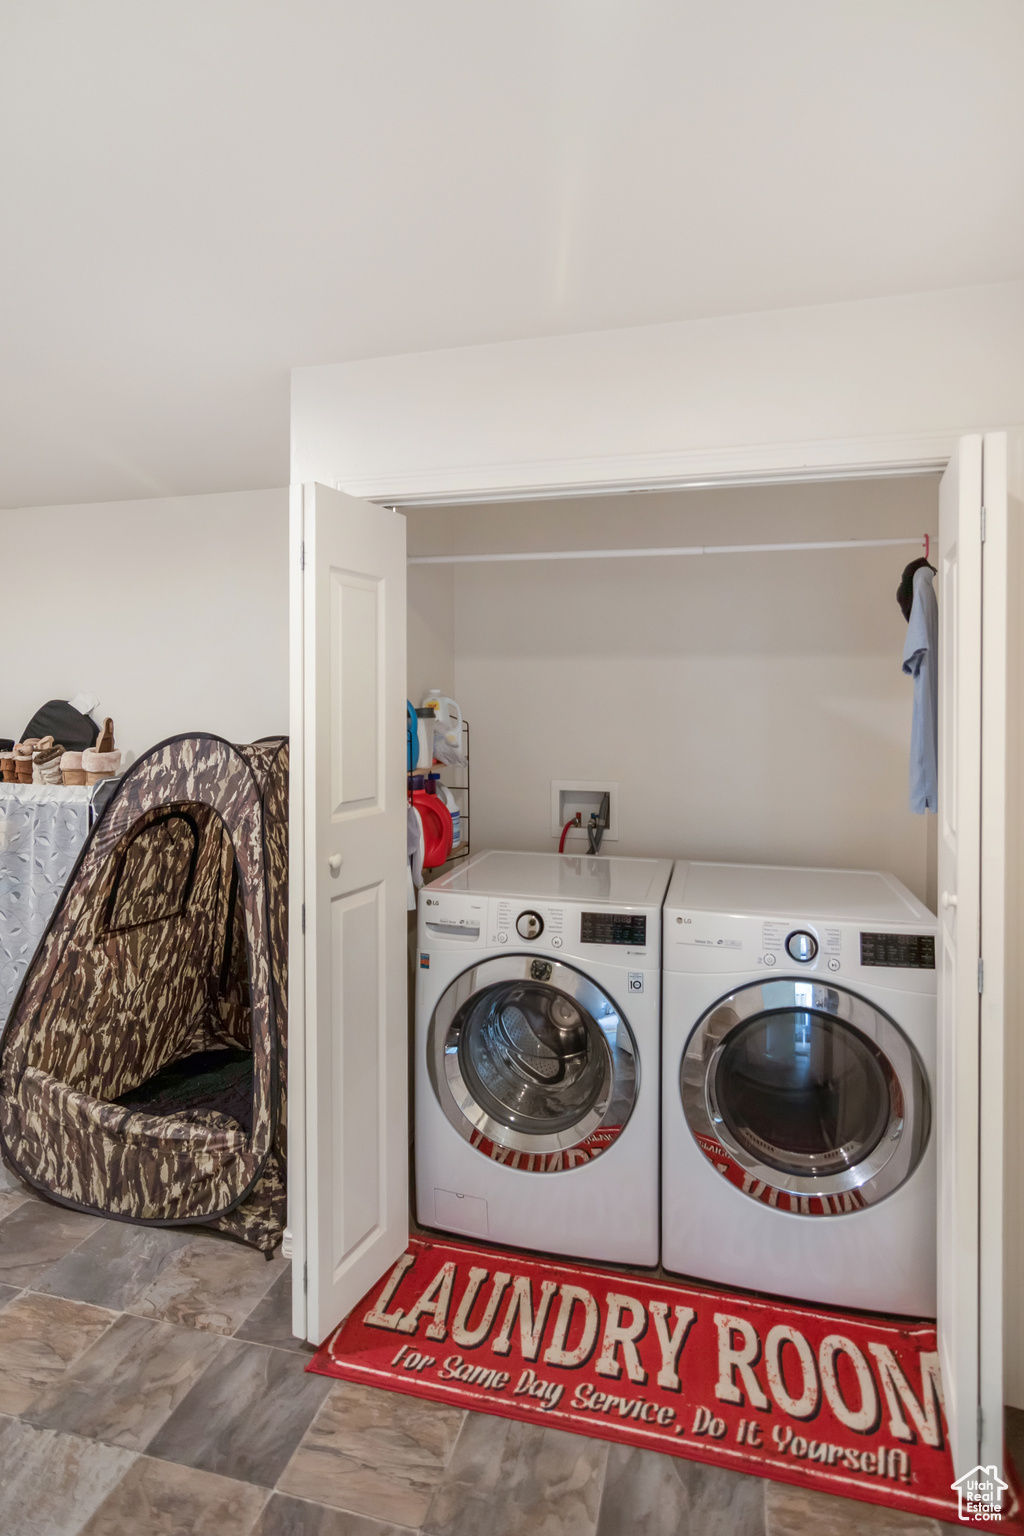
[[627, 972, 644, 993]]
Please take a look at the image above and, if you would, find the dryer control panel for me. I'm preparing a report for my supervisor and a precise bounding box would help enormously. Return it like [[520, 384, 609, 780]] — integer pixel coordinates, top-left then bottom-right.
[[664, 909, 936, 992]]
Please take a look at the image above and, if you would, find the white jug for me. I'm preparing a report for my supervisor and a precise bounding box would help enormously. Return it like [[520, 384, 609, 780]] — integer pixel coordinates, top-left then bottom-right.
[[414, 708, 436, 771], [421, 690, 463, 750]]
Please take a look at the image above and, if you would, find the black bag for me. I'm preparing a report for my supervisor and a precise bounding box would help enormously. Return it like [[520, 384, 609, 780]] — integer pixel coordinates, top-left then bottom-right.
[[896, 558, 936, 623], [21, 701, 99, 753]]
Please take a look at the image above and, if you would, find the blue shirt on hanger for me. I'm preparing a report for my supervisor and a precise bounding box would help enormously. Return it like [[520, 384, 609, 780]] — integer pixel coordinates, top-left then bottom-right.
[[902, 565, 938, 814]]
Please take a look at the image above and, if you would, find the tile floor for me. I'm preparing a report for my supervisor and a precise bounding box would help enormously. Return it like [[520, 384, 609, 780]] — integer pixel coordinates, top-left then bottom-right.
[[0, 1160, 999, 1534]]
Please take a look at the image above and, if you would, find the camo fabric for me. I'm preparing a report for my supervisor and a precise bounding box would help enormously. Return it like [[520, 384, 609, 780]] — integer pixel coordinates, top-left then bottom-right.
[[243, 740, 289, 1168], [0, 734, 288, 1249], [210, 1147, 287, 1251]]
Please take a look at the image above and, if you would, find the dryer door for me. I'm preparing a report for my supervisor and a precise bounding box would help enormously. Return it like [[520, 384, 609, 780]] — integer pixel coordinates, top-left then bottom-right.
[[429, 955, 638, 1170], [681, 978, 929, 1215]]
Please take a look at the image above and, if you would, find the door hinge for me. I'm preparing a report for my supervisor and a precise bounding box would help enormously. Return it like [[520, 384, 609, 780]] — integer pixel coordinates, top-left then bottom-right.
[[301, 903, 306, 934], [300, 541, 306, 570], [979, 1405, 984, 1442], [981, 505, 987, 543], [978, 958, 985, 994], [303, 1262, 308, 1294]]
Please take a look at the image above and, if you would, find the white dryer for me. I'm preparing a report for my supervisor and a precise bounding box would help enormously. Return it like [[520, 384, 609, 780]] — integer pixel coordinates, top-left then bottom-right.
[[416, 850, 671, 1265], [661, 861, 937, 1316]]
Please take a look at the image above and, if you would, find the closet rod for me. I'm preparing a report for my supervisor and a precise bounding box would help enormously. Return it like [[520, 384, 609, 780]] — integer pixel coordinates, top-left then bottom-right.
[[408, 536, 927, 566]]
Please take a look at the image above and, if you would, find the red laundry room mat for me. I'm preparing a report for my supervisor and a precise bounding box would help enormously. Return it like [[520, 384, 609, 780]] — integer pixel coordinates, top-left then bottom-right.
[[308, 1235, 1022, 1527]]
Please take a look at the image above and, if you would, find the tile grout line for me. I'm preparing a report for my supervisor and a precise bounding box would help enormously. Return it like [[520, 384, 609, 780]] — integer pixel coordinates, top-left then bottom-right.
[[21, 1218, 288, 1323], [11, 1265, 309, 1358], [0, 1202, 108, 1296], [65, 1447, 276, 1536], [439, 1408, 469, 1471], [225, 1251, 292, 1336], [14, 1306, 233, 1455], [271, 1375, 338, 1494], [588, 1433, 612, 1536], [126, 1312, 312, 1357], [269, 1485, 423, 1532], [54, 1427, 144, 1536], [27, 1201, 111, 1283]]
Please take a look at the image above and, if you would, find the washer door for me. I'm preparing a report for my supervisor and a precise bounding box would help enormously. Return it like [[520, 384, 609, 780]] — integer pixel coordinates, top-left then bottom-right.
[[429, 955, 638, 1170], [681, 978, 929, 1215]]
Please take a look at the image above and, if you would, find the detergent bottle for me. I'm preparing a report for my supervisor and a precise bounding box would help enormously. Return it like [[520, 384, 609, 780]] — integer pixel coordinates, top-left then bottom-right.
[[421, 690, 463, 751], [430, 774, 461, 847]]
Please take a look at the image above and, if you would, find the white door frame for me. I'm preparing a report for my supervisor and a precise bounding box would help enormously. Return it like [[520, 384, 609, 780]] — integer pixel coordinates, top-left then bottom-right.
[[289, 422, 1008, 1444], [351, 437, 950, 510], [288, 484, 309, 1339], [369, 430, 1016, 1467]]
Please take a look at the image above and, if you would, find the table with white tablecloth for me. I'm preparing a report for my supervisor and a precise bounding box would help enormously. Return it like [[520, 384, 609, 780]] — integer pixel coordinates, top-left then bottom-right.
[[0, 783, 113, 1028]]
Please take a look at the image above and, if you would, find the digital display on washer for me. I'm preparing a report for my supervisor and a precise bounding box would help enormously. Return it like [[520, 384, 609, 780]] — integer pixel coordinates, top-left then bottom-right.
[[580, 912, 647, 946], [859, 932, 936, 969]]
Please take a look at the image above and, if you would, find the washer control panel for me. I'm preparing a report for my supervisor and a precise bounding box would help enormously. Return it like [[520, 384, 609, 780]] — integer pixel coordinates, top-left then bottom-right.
[[486, 899, 652, 962], [515, 910, 544, 941]]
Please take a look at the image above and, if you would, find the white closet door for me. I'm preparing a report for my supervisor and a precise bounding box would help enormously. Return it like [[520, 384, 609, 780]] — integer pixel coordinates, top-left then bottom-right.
[[937, 430, 1024, 1480], [936, 434, 983, 1479], [292, 482, 408, 1345], [1001, 435, 1024, 1416], [980, 431, 1024, 1460]]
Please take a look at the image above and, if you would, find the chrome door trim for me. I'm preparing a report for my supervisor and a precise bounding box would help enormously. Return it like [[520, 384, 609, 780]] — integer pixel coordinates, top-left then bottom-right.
[[428, 954, 639, 1167], [680, 977, 930, 1212]]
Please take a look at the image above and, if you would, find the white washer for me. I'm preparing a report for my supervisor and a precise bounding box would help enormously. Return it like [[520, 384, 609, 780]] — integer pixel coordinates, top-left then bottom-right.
[[416, 850, 671, 1265], [662, 861, 937, 1316]]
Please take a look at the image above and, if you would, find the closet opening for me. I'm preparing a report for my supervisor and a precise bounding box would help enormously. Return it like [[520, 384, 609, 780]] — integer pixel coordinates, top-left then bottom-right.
[[405, 471, 941, 913]]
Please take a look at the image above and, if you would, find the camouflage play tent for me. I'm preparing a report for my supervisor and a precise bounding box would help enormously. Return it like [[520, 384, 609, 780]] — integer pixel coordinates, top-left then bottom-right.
[[0, 734, 288, 1251]]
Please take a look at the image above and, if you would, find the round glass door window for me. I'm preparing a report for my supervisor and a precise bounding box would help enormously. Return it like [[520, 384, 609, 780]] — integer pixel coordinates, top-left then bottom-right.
[[428, 955, 639, 1170], [681, 979, 929, 1215]]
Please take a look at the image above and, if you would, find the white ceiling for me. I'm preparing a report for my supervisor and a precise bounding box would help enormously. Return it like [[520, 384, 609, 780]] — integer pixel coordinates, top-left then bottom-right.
[[2, 1, 1023, 508]]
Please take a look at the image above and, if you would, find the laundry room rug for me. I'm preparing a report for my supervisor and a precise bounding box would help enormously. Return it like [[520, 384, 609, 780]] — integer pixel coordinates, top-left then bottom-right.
[[308, 1235, 1024, 1528]]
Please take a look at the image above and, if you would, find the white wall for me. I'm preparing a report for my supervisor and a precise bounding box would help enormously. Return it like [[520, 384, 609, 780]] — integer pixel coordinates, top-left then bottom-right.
[[407, 566, 456, 709], [293, 281, 1024, 501], [0, 488, 288, 762], [408, 475, 940, 908]]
